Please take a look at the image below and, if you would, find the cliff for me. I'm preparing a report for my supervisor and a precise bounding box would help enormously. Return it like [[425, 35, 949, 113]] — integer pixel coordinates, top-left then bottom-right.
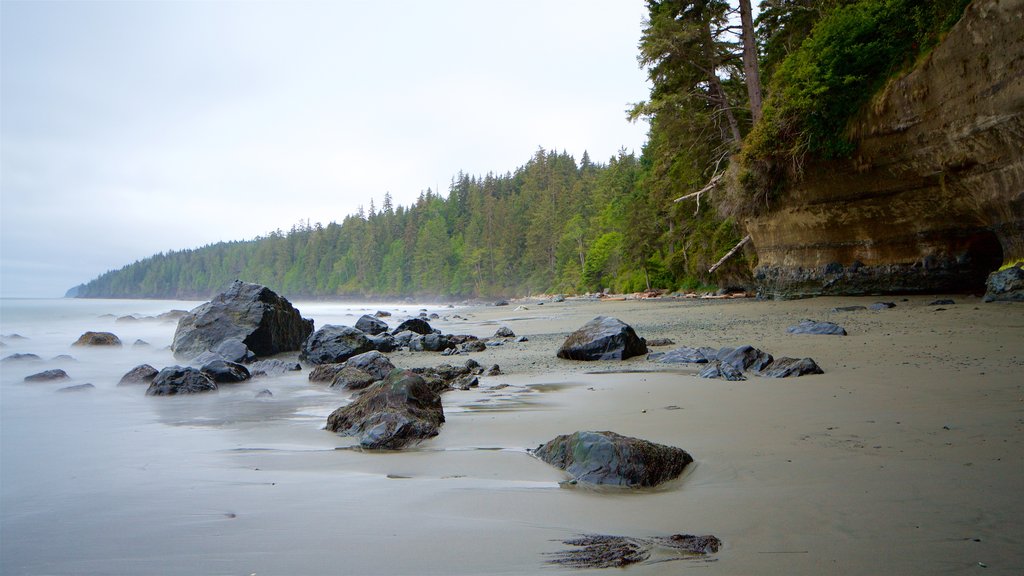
[[745, 0, 1023, 298]]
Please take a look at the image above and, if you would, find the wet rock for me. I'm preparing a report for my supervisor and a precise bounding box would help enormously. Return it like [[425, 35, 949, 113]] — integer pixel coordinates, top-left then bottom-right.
[[648, 346, 715, 364], [464, 358, 481, 372], [300, 325, 374, 365], [73, 331, 122, 346], [309, 363, 346, 383], [133, 339, 150, 348], [52, 355, 77, 362], [532, 430, 692, 488], [698, 361, 747, 381], [3, 353, 41, 363], [146, 366, 217, 396], [212, 338, 256, 363], [984, 264, 1024, 302], [374, 310, 392, 318], [548, 533, 721, 568], [325, 369, 444, 449], [58, 383, 95, 393], [553, 294, 566, 303], [831, 305, 866, 312], [645, 338, 676, 347], [929, 299, 956, 306], [408, 333, 452, 352], [516, 336, 529, 343], [355, 314, 389, 335], [392, 331, 417, 348], [156, 309, 189, 322], [329, 366, 378, 390], [200, 359, 251, 383], [248, 359, 302, 377], [455, 375, 479, 390], [25, 369, 70, 382], [118, 364, 159, 386], [869, 301, 897, 310], [115, 315, 138, 323], [759, 357, 824, 378], [485, 364, 502, 376], [409, 364, 474, 393], [494, 299, 509, 306], [717, 345, 773, 372], [343, 350, 396, 381], [786, 320, 847, 335], [392, 318, 433, 335], [171, 281, 313, 360], [255, 389, 273, 398], [494, 326, 515, 338], [556, 316, 648, 361]]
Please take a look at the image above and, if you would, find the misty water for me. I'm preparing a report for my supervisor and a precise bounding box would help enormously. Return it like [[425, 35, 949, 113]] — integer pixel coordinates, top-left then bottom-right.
[[0, 298, 566, 575]]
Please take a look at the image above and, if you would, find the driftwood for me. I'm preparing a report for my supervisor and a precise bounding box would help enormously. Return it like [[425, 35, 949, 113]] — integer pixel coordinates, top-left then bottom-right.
[[708, 234, 751, 273]]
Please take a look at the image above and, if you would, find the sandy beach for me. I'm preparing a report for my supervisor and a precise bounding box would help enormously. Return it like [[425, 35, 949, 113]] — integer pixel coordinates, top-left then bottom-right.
[[2, 295, 1022, 575]]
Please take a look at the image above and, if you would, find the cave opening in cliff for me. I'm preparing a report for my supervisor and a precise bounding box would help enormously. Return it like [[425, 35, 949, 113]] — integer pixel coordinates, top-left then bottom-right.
[[960, 229, 1004, 291]]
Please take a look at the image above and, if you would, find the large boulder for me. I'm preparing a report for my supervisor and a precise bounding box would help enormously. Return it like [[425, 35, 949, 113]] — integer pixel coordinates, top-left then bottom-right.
[[716, 345, 774, 372], [329, 366, 378, 390], [300, 325, 374, 365], [532, 431, 692, 488], [171, 281, 313, 360], [325, 369, 444, 449], [146, 366, 217, 396], [355, 314, 389, 335], [759, 357, 824, 378], [72, 332, 122, 346], [392, 318, 433, 335], [343, 350, 395, 380], [199, 360, 251, 383], [556, 317, 648, 361], [118, 364, 159, 386], [984, 264, 1024, 302]]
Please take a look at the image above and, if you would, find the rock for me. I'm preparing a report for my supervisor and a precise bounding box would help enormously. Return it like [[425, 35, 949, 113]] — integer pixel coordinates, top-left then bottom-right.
[[52, 355, 76, 362], [212, 338, 256, 363], [646, 338, 676, 347], [329, 366, 378, 390], [531, 430, 693, 488], [984, 264, 1024, 301], [115, 315, 138, 323], [325, 369, 444, 449], [440, 347, 460, 356], [494, 299, 509, 306], [57, 383, 95, 393], [455, 375, 479, 390], [392, 318, 433, 335], [548, 533, 721, 568], [409, 364, 474, 394], [494, 326, 515, 338], [300, 325, 373, 365], [516, 336, 529, 343], [343, 350, 395, 380], [2, 333, 28, 340], [255, 389, 273, 398], [248, 359, 302, 377], [759, 357, 824, 378], [830, 305, 866, 312], [717, 345, 773, 372], [556, 316, 648, 361], [929, 298, 956, 306], [171, 281, 313, 360], [132, 339, 150, 348], [553, 294, 566, 303], [24, 369, 70, 382], [374, 310, 391, 318], [146, 366, 218, 396], [514, 305, 529, 311], [355, 314, 389, 335], [408, 333, 452, 352], [72, 331, 122, 346], [118, 364, 159, 386], [200, 359, 251, 383], [2, 353, 41, 363], [648, 346, 714, 364], [157, 310, 189, 322], [485, 364, 502, 376], [392, 331, 417, 348], [366, 333, 398, 353], [460, 340, 487, 353], [786, 320, 847, 335], [309, 363, 346, 383], [698, 361, 746, 381], [869, 302, 897, 310], [429, 313, 439, 319], [464, 358, 481, 371]]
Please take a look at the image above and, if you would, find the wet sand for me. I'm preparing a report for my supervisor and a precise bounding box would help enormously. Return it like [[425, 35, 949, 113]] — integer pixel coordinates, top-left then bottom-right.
[[2, 295, 1022, 574]]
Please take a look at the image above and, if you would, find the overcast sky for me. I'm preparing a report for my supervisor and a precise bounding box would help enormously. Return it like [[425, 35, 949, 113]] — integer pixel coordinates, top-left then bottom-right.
[[1, 0, 651, 298]]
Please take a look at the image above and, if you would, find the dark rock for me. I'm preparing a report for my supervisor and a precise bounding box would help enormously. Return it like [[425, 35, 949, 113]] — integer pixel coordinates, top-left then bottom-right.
[[553, 294, 566, 303], [366, 333, 397, 353], [648, 346, 714, 364], [157, 309, 189, 322], [429, 313, 439, 320], [440, 347, 461, 356], [171, 280, 313, 360], [759, 357, 824, 378], [355, 314, 389, 335], [343, 350, 396, 380], [325, 369, 444, 449], [255, 389, 273, 398], [984, 265, 1024, 302], [548, 533, 721, 568], [698, 361, 746, 381], [248, 359, 302, 377], [409, 333, 452, 352], [494, 299, 509, 306], [309, 363, 346, 383], [455, 375, 479, 390], [485, 364, 502, 376], [212, 338, 256, 363], [72, 331, 122, 346], [133, 339, 150, 348], [494, 326, 515, 338], [717, 345, 773, 372], [118, 364, 159, 386], [3, 353, 41, 362], [392, 318, 433, 335], [869, 302, 897, 310], [516, 336, 529, 343], [200, 360, 251, 383], [374, 310, 392, 318], [831, 305, 867, 312], [786, 320, 847, 335], [392, 331, 417, 348], [146, 366, 217, 396], [329, 366, 377, 390], [190, 350, 224, 367], [116, 315, 138, 323], [556, 316, 648, 361], [485, 339, 504, 347], [929, 299, 956, 306], [52, 355, 76, 362], [464, 358, 481, 371], [25, 369, 70, 382], [57, 383, 95, 393], [409, 364, 474, 394], [531, 430, 692, 487], [646, 338, 676, 347], [300, 325, 373, 364]]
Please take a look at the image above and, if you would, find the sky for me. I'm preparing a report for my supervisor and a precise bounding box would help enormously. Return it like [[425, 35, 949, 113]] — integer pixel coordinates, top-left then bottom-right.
[[1, 0, 651, 298]]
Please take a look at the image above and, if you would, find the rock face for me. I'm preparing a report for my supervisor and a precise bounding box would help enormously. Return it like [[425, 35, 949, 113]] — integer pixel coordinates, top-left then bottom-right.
[[300, 325, 374, 365], [355, 315, 389, 335], [146, 366, 217, 396], [73, 332, 122, 346], [556, 317, 648, 361], [984, 264, 1024, 302], [745, 0, 1024, 298], [171, 281, 313, 360], [786, 320, 847, 336], [118, 364, 159, 386], [532, 431, 692, 488], [325, 369, 444, 449]]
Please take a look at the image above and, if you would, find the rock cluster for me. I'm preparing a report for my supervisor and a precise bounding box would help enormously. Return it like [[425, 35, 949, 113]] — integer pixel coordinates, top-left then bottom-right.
[[650, 344, 823, 379]]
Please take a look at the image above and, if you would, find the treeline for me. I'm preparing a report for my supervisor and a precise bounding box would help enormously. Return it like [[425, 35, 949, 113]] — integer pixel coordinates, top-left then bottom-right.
[[75, 148, 747, 300]]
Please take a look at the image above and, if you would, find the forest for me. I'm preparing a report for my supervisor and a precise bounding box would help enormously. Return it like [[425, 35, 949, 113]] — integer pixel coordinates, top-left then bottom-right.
[[73, 0, 970, 300]]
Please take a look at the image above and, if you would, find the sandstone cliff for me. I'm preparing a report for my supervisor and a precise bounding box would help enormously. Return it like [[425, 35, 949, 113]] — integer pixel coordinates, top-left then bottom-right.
[[745, 0, 1023, 298]]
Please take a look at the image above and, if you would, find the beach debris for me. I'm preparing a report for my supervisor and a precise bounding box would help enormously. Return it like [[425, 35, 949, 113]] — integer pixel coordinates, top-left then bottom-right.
[[392, 318, 433, 335], [531, 430, 692, 488], [325, 369, 444, 449], [72, 331, 122, 346], [786, 320, 847, 335], [929, 298, 956, 306], [118, 364, 159, 386], [648, 346, 716, 364], [869, 302, 897, 310], [248, 359, 301, 377], [355, 314, 389, 335], [171, 281, 313, 360], [831, 305, 866, 312], [24, 369, 70, 382], [547, 533, 721, 568], [556, 316, 648, 361], [200, 359, 251, 383], [146, 366, 217, 396], [984, 264, 1024, 302], [494, 326, 515, 338], [758, 357, 824, 378], [300, 325, 374, 365], [699, 361, 747, 380], [2, 353, 41, 363], [57, 383, 95, 393]]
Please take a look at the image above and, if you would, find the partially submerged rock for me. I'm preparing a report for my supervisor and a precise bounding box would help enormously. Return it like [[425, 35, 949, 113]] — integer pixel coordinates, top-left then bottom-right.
[[58, 383, 95, 393], [343, 350, 395, 381], [73, 331, 122, 346], [355, 314, 389, 335], [300, 325, 373, 365], [2, 353, 41, 363], [248, 359, 302, 377], [309, 363, 346, 383], [171, 281, 313, 360], [325, 369, 444, 449], [146, 366, 217, 396], [200, 359, 251, 383], [118, 364, 159, 386], [532, 431, 692, 488], [547, 533, 721, 569], [786, 320, 847, 336], [557, 317, 648, 361], [24, 369, 70, 382], [329, 366, 378, 390]]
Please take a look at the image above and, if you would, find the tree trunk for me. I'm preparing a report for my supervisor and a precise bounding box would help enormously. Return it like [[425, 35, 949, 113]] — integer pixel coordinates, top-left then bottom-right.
[[701, 16, 742, 145], [739, 0, 763, 124]]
